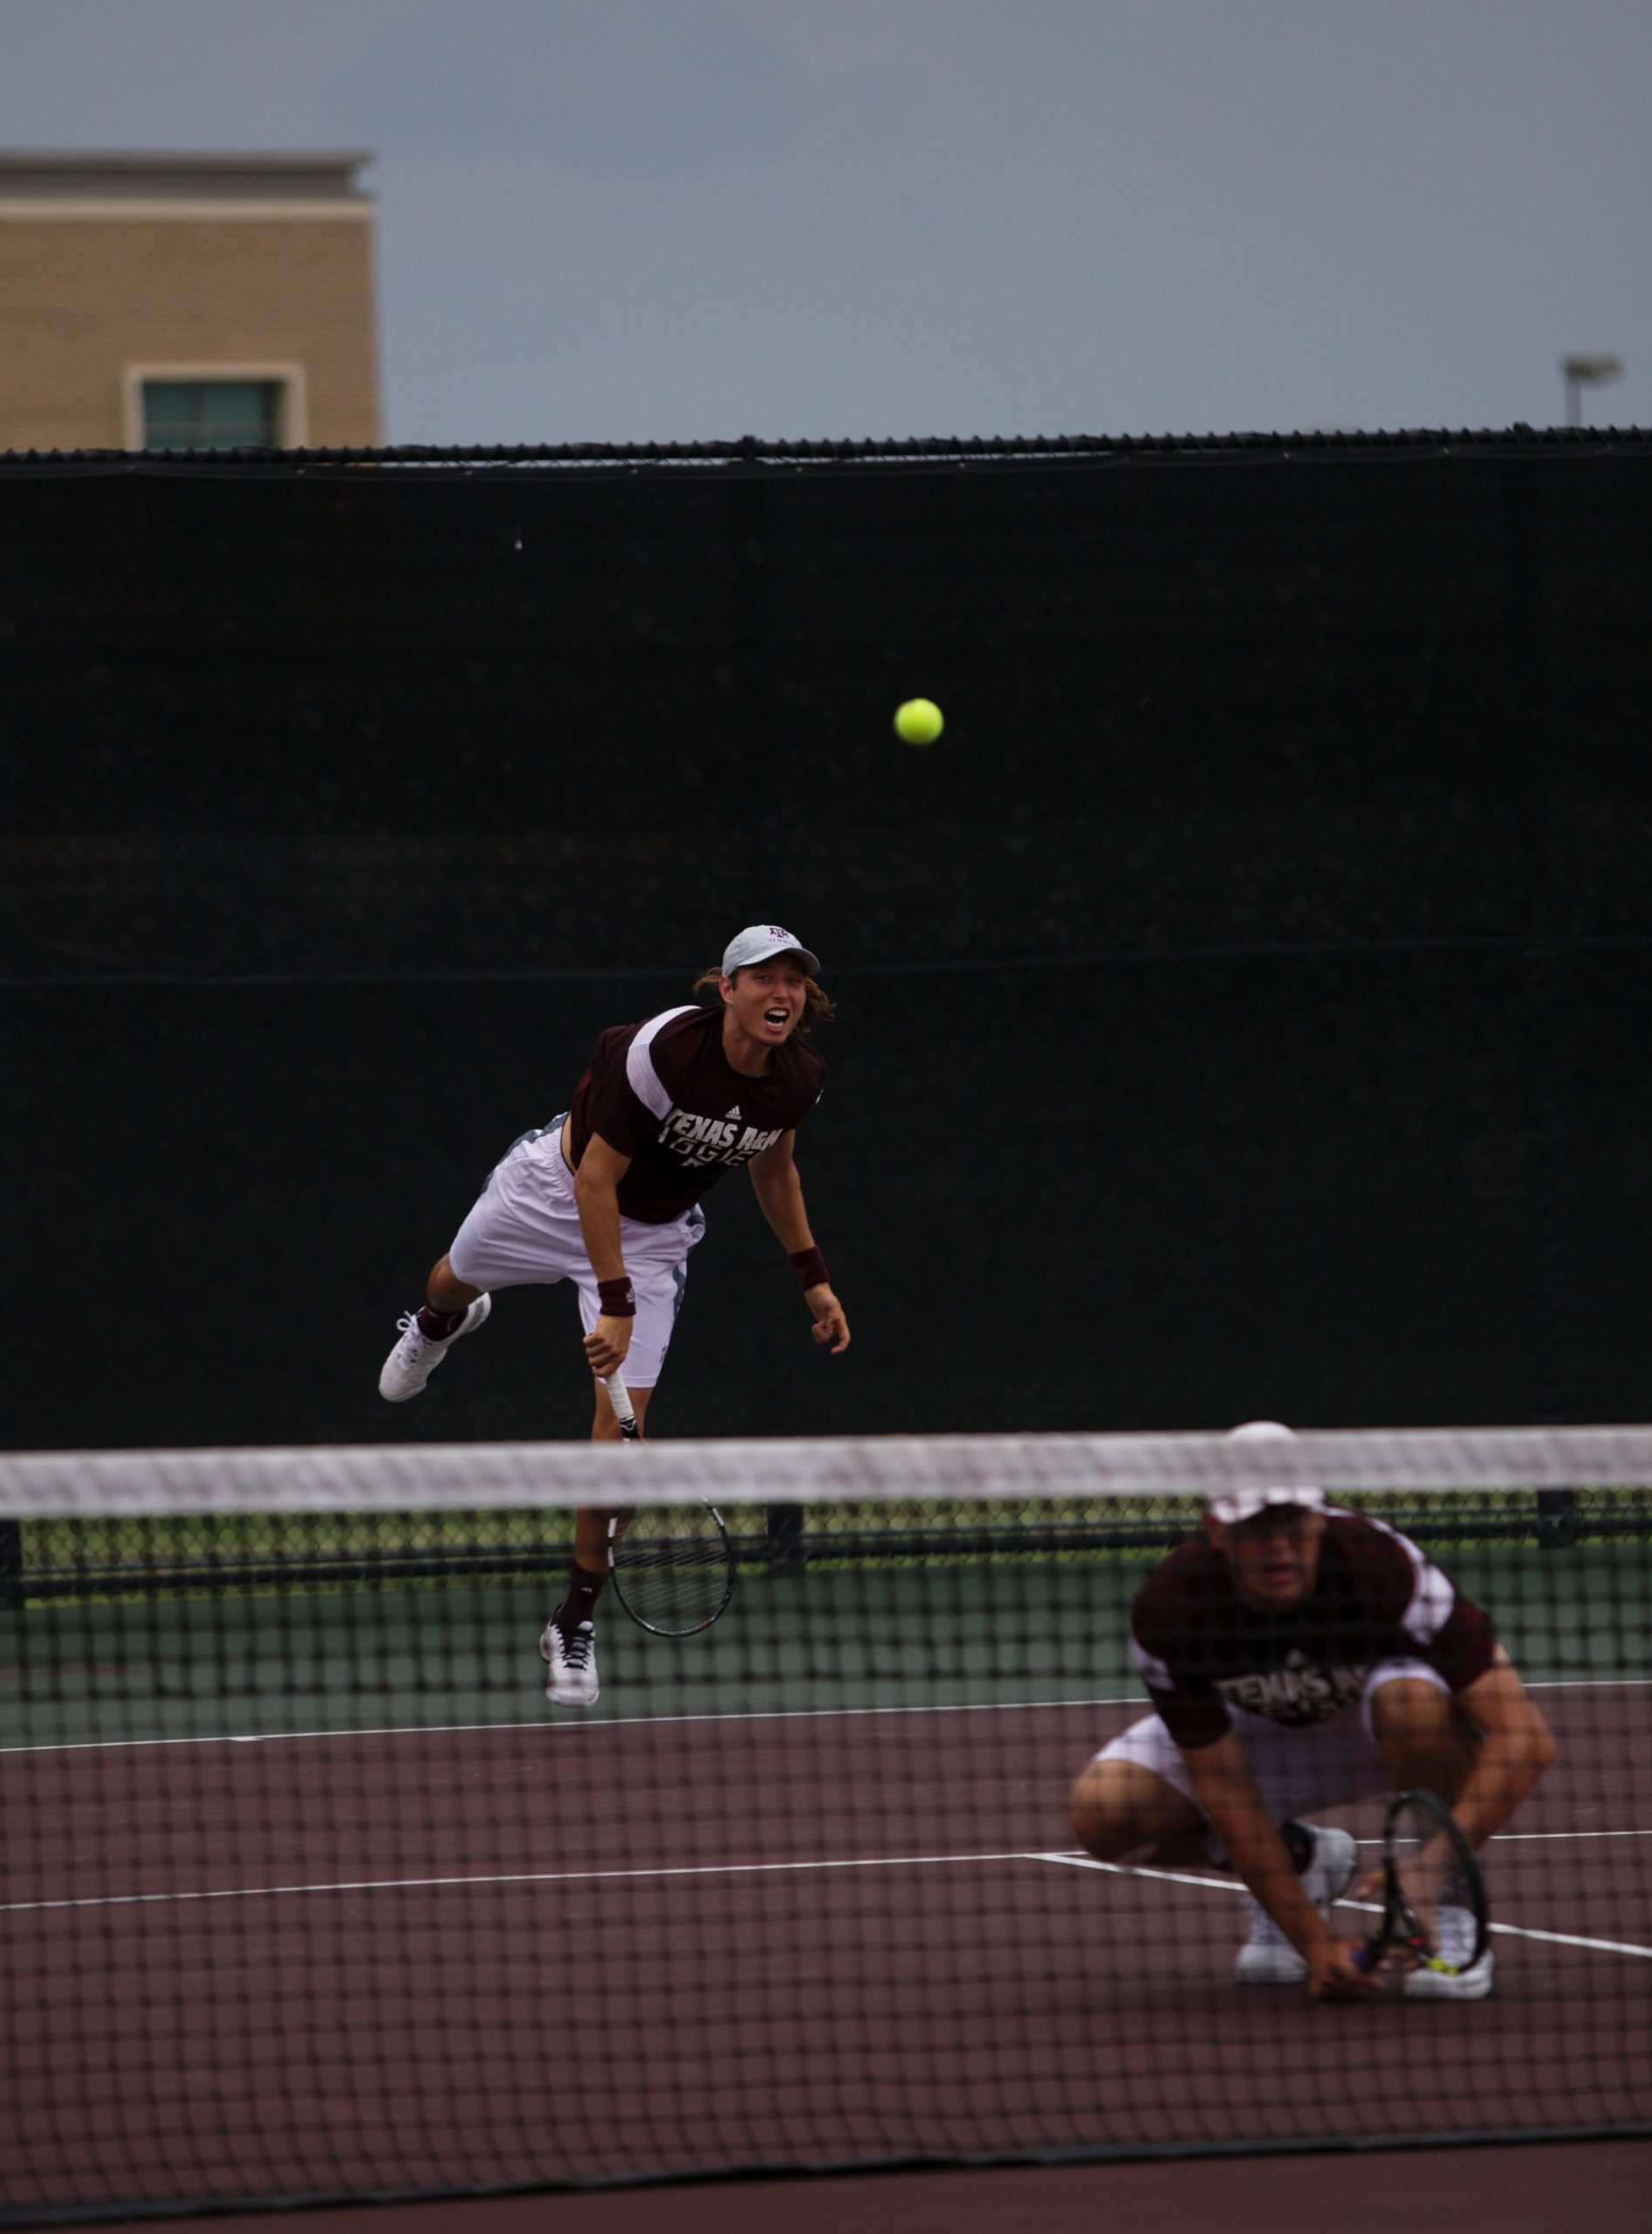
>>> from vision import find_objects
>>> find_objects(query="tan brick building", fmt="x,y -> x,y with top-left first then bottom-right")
0,151 -> 380,452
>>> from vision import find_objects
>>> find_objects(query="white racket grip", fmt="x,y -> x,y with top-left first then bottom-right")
603,1369 -> 640,1440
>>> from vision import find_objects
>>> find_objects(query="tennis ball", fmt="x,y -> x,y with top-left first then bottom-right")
895,697 -> 943,745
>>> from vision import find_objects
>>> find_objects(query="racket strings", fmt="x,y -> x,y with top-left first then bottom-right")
612,1506 -> 732,1632
1385,1796 -> 1478,1967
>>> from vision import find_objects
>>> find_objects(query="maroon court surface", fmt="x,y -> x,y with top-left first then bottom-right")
3,1687 -> 1647,2223
58,2138 -> 1652,2234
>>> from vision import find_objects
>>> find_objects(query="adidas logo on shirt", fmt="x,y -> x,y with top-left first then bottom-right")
726,1105 -> 741,1120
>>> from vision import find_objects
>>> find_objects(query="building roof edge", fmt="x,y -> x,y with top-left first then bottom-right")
0,151 -> 374,201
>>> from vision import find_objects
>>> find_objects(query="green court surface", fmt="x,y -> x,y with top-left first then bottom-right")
2,1544 -> 1642,1751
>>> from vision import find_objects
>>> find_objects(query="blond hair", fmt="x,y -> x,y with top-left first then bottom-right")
692,963 -> 837,1037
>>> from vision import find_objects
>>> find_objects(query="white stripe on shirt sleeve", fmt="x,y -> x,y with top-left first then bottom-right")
624,1006 -> 699,1121
1362,1511 -> 1457,1647
1131,1639 -> 1174,1691
1401,1552 -> 1457,1646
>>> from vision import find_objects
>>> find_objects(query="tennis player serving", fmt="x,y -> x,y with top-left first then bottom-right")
1069,1423 -> 1556,2001
378,926 -> 849,1706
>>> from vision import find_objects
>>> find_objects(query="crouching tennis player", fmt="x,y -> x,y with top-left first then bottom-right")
1070,1423 -> 1555,2002
377,927 -> 850,1707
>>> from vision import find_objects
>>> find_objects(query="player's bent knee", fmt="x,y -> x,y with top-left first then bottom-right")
1069,1758 -> 1195,1862
1368,1676 -> 1457,1741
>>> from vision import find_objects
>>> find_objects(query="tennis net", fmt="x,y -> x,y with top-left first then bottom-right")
1,1428 -> 1648,2222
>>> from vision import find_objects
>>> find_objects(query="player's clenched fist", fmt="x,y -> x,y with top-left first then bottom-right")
1306,1940 -> 1381,2002
584,1312 -> 634,1376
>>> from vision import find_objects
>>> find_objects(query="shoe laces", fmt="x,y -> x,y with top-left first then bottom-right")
559,1623 -> 594,1670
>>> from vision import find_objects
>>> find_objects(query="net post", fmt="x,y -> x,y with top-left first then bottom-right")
765,1502 -> 806,1575
1535,1486 -> 1580,1547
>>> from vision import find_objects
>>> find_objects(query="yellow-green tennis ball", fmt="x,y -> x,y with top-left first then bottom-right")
895,697 -> 943,745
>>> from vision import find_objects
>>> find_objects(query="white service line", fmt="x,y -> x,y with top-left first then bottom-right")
1032,1852 -> 1652,1962
1353,1828 -> 1652,1843
0,1847 -> 1051,1916
11,1840 -> 1651,1966
0,1695 -> 1143,1757
7,1840 -> 1651,1964
2,1670 -> 1643,1756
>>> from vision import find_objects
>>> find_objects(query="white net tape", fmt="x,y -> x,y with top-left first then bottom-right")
3,1423 -> 1652,1517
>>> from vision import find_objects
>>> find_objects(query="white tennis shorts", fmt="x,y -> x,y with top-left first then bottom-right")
1095,1658 -> 1453,1822
446,1120 -> 705,1389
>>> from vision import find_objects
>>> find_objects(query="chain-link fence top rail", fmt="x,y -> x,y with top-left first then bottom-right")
0,1427 -> 1648,2221
3,428 -> 1651,471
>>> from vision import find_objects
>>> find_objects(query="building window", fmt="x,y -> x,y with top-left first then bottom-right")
141,378 -> 284,449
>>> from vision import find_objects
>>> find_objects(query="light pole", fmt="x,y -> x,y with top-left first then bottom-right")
1560,353 -> 1623,428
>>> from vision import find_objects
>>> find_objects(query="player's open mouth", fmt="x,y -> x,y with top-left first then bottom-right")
764,1008 -> 790,1027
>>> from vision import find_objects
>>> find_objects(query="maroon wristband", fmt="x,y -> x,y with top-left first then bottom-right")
789,1245 -> 830,1291
596,1276 -> 635,1318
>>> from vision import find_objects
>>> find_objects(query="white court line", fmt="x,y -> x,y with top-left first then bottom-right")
10,1840 -> 1645,1965
0,1848 -> 1046,1916
1354,1829 -> 1652,1843
0,1695 -> 1144,1757
1,1671 -> 1644,1757
7,1842 -> 1651,1963
1033,1853 -> 1652,1963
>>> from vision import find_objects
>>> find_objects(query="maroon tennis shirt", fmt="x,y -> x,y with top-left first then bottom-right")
566,1004 -> 826,1224
1129,1511 -> 1498,1749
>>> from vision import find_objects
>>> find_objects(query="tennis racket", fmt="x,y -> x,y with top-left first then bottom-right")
1354,1788 -> 1488,1978
601,1370 -> 735,1638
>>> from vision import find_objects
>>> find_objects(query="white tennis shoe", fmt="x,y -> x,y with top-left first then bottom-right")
1234,1823 -> 1358,1985
1402,1906 -> 1495,1999
377,1294 -> 491,1401
541,1620 -> 600,1708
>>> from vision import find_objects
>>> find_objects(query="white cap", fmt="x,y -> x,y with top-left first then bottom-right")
721,924 -> 822,977
1205,1421 -> 1326,1525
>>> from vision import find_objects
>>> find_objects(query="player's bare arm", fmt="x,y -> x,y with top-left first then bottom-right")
1182,1732 -> 1378,2003
572,1130 -> 635,1376
1450,1649 -> 1557,1840
748,1130 -> 850,1353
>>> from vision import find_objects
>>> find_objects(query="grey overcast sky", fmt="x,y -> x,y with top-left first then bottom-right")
3,0 -> 1648,444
